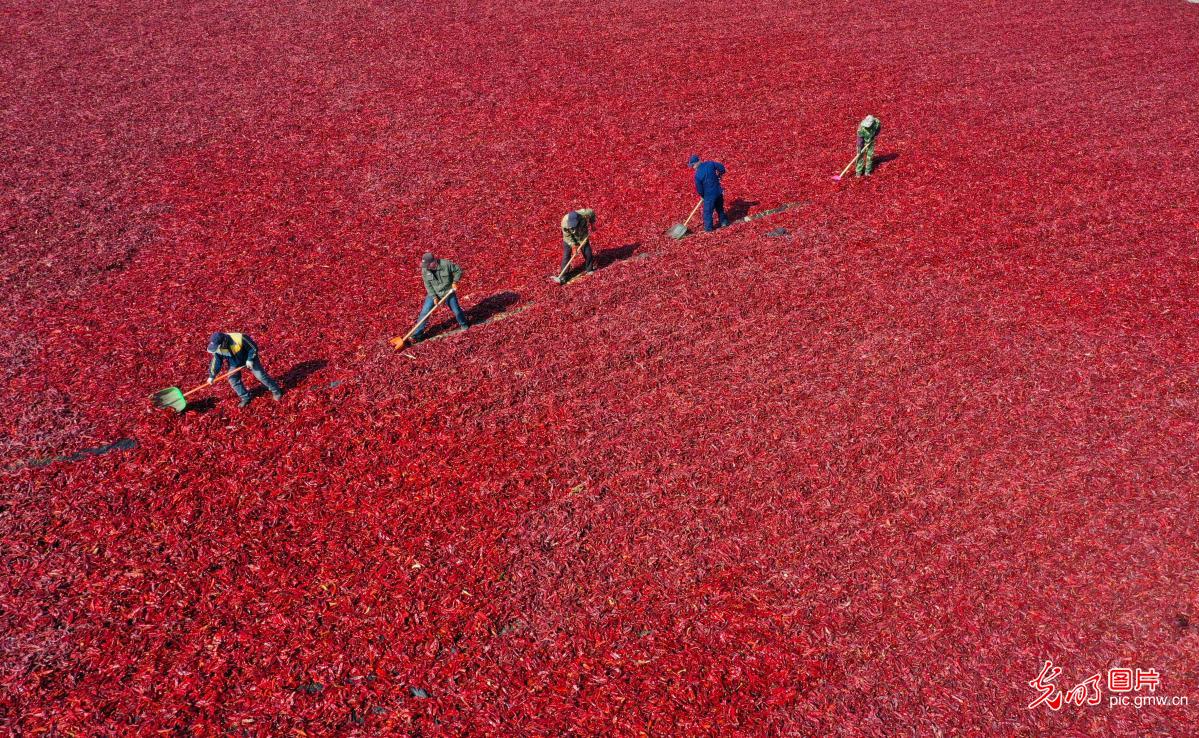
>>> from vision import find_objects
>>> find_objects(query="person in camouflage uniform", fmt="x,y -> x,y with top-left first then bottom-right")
554,208 -> 596,284
855,115 -> 882,176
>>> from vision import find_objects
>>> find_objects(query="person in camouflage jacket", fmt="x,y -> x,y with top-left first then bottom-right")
856,115 -> 882,176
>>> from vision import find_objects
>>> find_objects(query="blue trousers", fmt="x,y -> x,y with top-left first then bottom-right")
413,293 -> 468,339
703,195 -> 729,231
228,357 -> 281,400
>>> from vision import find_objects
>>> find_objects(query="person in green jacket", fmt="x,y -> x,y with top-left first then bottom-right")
553,208 -> 596,284
412,252 -> 468,341
856,115 -> 882,176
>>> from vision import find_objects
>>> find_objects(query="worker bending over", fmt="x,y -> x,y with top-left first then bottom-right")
856,115 -> 882,177
412,252 -> 469,341
206,331 -> 283,407
554,208 -> 596,284
689,154 -> 729,232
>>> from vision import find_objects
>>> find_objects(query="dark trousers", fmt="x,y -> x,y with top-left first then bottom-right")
228,357 -> 281,399
702,195 -> 729,231
414,292 -> 468,339
560,240 -> 594,275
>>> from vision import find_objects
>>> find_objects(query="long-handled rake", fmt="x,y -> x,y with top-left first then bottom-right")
390,288 -> 455,349
551,238 -> 588,284
668,200 -> 702,239
833,149 -> 866,181
150,365 -> 245,413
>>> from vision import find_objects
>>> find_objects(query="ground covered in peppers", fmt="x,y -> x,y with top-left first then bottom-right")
3,0 -> 1199,734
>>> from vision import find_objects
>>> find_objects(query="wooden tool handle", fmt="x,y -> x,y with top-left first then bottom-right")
555,240 -> 587,281
683,199 -> 702,228
183,365 -> 245,398
837,149 -> 866,179
398,287 -> 455,344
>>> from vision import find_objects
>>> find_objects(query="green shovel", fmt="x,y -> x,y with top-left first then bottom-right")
150,365 -> 245,413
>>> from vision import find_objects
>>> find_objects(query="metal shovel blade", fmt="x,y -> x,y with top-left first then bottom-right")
150,386 -> 188,413
668,223 -> 689,239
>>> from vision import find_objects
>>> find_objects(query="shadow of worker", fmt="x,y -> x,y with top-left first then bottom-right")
464,290 -> 519,324
872,152 -> 899,170
593,242 -> 642,270
277,358 -> 329,390
725,198 -> 760,221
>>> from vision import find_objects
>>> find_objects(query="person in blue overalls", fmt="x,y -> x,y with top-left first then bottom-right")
689,154 -> 729,232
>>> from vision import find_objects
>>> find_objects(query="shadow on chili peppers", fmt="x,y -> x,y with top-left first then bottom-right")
594,242 -> 642,270
11,438 -> 138,470
420,291 -> 522,337
873,152 -> 899,169
277,359 -> 329,389
726,199 -> 760,221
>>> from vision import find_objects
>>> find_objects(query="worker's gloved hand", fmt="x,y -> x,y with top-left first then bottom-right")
207,376 -> 214,385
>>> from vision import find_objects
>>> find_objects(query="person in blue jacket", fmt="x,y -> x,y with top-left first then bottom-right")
689,154 -> 729,232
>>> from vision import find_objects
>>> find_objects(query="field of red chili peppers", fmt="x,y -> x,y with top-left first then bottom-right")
3,0 -> 1199,734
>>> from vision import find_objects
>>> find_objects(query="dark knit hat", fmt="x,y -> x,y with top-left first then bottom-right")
688,154 -> 700,167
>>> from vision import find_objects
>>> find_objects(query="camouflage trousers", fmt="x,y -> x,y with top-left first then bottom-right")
855,140 -> 876,176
